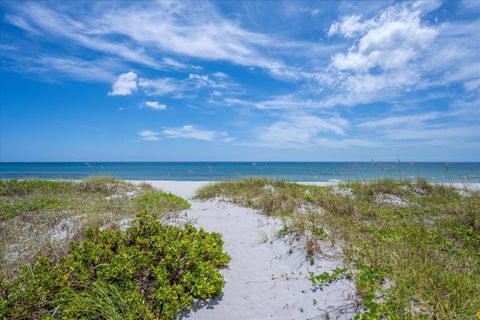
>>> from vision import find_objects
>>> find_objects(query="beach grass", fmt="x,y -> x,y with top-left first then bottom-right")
196,178 -> 480,319
0,177 -> 191,278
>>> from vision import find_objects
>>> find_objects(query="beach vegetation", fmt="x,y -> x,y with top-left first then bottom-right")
0,212 -> 229,319
0,177 -> 184,279
135,191 -> 190,214
196,178 -> 480,319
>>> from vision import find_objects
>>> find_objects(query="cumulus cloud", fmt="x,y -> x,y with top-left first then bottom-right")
108,72 -> 138,96
142,101 -> 167,111
320,2 -> 439,106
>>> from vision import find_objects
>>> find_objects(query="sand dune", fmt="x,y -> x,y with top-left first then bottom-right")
134,181 -> 356,320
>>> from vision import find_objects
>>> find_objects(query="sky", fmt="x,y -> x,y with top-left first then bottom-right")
0,0 -> 479,162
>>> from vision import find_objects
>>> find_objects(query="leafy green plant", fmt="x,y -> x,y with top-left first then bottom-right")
0,212 -> 230,319
352,262 -> 389,319
311,226 -> 327,239
308,267 -> 349,287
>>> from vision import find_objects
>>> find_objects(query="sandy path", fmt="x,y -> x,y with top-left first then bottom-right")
133,181 -> 356,320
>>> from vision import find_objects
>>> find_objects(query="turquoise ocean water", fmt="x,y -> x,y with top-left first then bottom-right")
0,162 -> 479,182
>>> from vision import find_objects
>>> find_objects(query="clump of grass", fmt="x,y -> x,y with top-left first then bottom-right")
196,178 -> 480,319
0,177 -> 188,279
0,197 -> 66,222
196,178 -> 326,217
0,179 -> 74,196
135,192 -> 191,215
0,212 -> 230,319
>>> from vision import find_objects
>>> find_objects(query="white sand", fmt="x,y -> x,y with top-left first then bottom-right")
133,181 -> 357,320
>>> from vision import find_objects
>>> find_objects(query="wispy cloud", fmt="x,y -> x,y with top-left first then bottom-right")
142,101 -> 167,111
251,113 -> 352,148
3,1 -> 325,79
358,112 -> 440,129
139,125 -> 233,142
255,95 -> 325,110
2,52 -> 120,83
138,130 -> 160,141
384,126 -> 479,142
163,125 -> 233,142
5,2 -> 160,68
109,71 -> 239,99
138,78 -> 179,97
357,109 -> 479,145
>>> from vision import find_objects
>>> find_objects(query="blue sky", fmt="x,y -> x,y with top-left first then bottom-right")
0,0 -> 479,162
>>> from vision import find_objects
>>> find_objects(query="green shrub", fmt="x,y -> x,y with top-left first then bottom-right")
0,212 -> 230,319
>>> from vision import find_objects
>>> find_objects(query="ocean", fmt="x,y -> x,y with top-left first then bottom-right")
0,162 -> 479,182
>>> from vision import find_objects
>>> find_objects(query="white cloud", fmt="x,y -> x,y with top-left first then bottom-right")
384,126 -> 479,141
142,101 -> 167,111
1,53 -> 119,83
162,125 -> 233,142
161,57 -> 187,69
111,72 -> 240,98
4,1 -> 332,80
212,72 -> 228,79
188,74 -> 219,88
328,15 -> 373,38
108,72 -> 138,96
138,78 -> 179,96
5,3 -> 160,68
255,95 -> 325,110
330,4 -> 437,73
315,138 -> 378,148
358,112 -> 439,129
256,114 -> 348,147
356,106 -> 479,146
224,98 -> 252,106
464,78 -> 480,91
139,130 -> 160,141
321,2 -> 443,106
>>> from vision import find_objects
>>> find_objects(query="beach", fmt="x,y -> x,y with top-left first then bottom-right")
1,177 -> 479,319
3,0 -> 479,318
130,180 -> 356,319
130,180 -> 479,319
